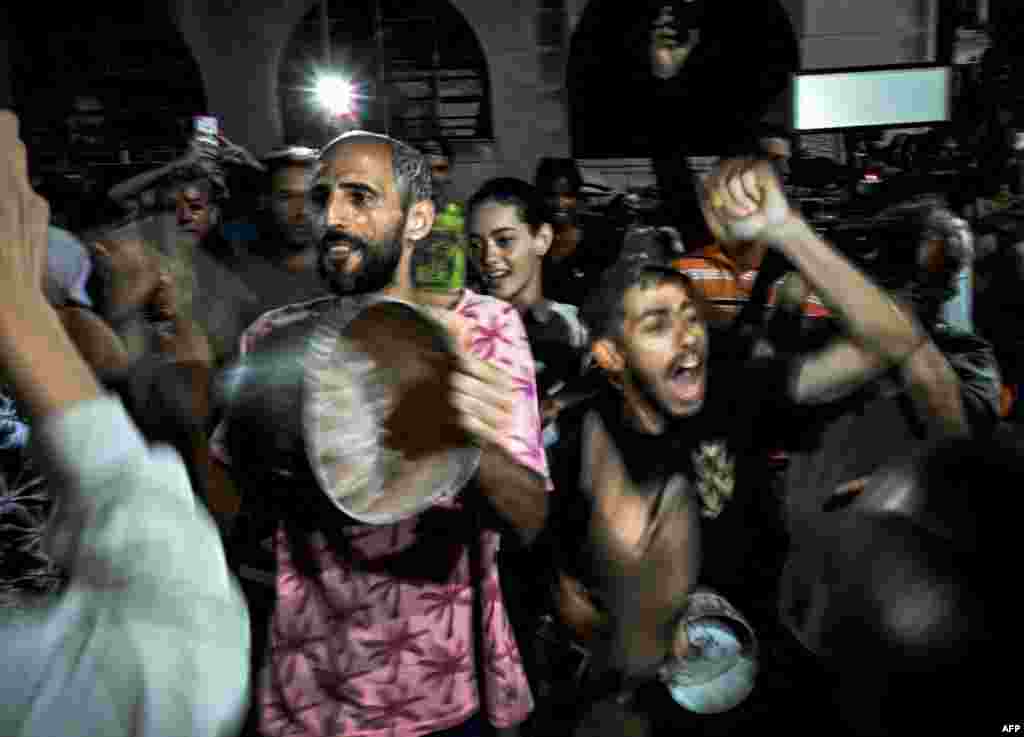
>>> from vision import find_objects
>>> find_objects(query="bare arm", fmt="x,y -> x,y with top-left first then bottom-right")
0,112 -> 100,417
475,445 -> 548,545
58,306 -> 134,378
449,351 -> 549,545
771,221 -> 968,433
791,340 -> 890,405
704,159 -> 972,436
107,148 -> 204,205
702,160 -> 938,405
767,216 -> 924,364
899,340 -> 970,438
582,413 -> 698,677
0,299 -> 102,420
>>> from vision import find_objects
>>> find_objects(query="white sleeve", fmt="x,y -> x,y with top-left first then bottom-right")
0,396 -> 250,737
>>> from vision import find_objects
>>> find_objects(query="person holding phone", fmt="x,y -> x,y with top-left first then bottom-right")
647,1 -> 799,242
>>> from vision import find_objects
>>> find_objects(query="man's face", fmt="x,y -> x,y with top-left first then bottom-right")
175,184 -> 214,243
313,141 -> 406,295
269,164 -> 316,251
617,279 -> 709,423
428,154 -> 452,201
540,176 -> 579,227
469,201 -> 547,306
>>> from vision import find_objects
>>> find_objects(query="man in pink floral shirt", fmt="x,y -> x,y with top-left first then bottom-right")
212,131 -> 550,737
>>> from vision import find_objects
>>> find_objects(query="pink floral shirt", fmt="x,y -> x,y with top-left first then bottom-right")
212,290 -> 549,737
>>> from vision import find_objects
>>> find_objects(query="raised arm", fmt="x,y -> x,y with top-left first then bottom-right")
0,118 -> 100,418
431,305 -> 550,545
701,158 -> 967,435
107,144 -> 208,206
0,111 -> 249,737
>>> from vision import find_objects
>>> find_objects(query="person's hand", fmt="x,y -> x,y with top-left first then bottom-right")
181,139 -> 219,169
217,134 -> 267,171
147,272 -> 178,323
0,112 -> 50,300
155,317 -> 213,367
701,158 -> 795,245
91,237 -> 163,321
145,271 -> 212,365
651,6 -> 698,80
541,396 -> 564,426
449,349 -> 518,450
424,304 -> 518,450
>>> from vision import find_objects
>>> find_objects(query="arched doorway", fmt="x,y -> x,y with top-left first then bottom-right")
568,0 -> 799,159
278,0 -> 493,148
567,0 -> 660,159
8,1 -> 208,231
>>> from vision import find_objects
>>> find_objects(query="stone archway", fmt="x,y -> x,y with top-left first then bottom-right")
277,0 -> 494,148
8,0 -> 209,229
567,0 -> 800,159
566,0 -> 659,159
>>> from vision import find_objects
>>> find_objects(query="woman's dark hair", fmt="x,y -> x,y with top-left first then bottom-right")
466,177 -> 550,236
534,157 -> 584,195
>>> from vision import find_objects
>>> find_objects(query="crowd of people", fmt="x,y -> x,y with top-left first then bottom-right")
1,5 -> 1023,737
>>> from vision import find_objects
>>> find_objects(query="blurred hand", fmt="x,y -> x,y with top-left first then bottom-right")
217,134 -> 267,171
701,158 -> 795,244
425,304 -> 518,450
147,272 -> 178,322
541,396 -> 564,426
155,319 -> 213,367
0,112 -> 50,300
91,237 -> 162,321
146,272 -> 212,365
449,349 -> 518,450
651,6 -> 698,80
181,140 -> 219,168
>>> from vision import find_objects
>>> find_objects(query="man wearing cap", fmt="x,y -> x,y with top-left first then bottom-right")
212,131 -> 549,737
539,156 -> 973,734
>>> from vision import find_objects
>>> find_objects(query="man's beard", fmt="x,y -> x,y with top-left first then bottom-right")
630,367 -> 677,429
627,362 -> 702,434
316,219 -> 405,296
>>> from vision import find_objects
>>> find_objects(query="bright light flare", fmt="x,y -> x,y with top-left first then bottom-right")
315,75 -> 356,117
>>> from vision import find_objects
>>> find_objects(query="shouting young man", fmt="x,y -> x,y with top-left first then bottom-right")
540,157 -> 973,733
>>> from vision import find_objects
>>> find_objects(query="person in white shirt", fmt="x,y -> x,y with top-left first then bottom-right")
0,110 -> 250,737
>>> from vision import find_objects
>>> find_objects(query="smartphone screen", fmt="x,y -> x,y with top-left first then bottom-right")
192,115 -> 220,147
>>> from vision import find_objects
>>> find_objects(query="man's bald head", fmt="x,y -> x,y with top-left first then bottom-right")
320,131 -> 432,211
